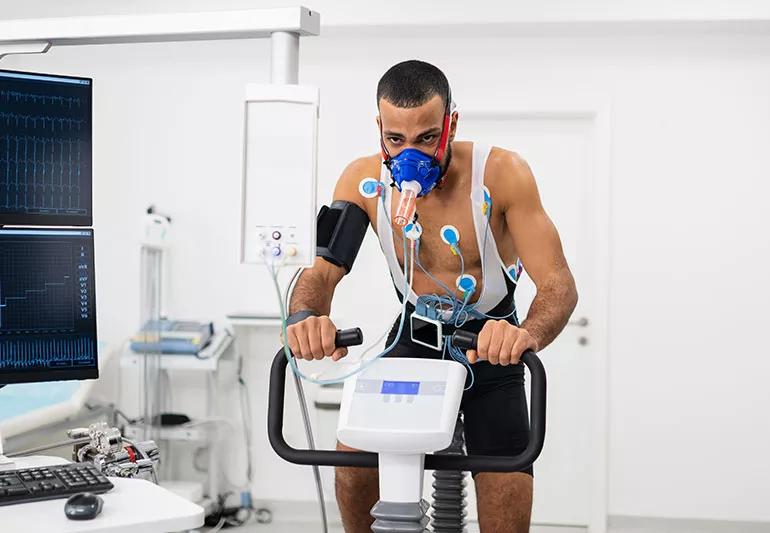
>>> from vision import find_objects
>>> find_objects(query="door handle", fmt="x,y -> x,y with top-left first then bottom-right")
568,317 -> 589,327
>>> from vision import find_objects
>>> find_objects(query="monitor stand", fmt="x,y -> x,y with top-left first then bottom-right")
0,385 -> 14,470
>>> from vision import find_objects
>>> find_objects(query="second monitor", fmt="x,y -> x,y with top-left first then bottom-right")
0,228 -> 98,384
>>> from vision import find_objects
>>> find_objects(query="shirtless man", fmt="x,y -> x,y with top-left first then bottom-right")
286,60 -> 578,533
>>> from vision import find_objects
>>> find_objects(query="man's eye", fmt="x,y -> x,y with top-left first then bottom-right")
422,135 -> 437,143
388,137 -> 403,144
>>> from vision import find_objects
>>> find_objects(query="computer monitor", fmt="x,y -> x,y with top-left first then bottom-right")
0,228 -> 98,384
0,69 -> 93,226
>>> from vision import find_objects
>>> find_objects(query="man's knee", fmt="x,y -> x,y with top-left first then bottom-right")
335,441 -> 378,493
335,442 -> 379,532
475,471 -> 533,533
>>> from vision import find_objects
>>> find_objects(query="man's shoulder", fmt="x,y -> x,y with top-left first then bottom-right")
486,146 -> 530,179
332,153 -> 382,217
339,153 -> 382,186
484,146 -> 536,208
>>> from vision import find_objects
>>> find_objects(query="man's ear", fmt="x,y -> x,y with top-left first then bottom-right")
448,111 -> 459,142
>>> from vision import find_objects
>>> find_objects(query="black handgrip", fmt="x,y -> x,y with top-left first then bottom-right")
268,331 -> 547,473
451,330 -> 478,350
335,327 -> 364,348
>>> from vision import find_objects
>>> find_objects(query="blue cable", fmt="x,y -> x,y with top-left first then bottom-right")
443,336 -> 475,391
374,185 -> 516,388
379,189 -> 457,308
456,197 -> 522,322
275,230 -> 412,386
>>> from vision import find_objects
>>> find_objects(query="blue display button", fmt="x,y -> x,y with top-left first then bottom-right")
381,381 -> 420,395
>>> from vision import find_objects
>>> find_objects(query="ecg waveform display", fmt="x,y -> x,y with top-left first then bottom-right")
0,228 -> 97,383
0,337 -> 95,370
0,70 -> 92,226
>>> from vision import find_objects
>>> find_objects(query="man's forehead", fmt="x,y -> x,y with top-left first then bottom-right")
378,94 -> 445,129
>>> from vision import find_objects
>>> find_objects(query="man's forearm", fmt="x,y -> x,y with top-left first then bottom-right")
289,269 -> 336,316
520,268 -> 578,352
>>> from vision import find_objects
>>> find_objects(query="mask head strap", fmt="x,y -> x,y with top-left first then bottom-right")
433,87 -> 453,163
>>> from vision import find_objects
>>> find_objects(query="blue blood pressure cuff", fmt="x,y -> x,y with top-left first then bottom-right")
316,200 -> 368,273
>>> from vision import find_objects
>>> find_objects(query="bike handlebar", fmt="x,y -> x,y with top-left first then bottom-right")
267,328 -> 546,472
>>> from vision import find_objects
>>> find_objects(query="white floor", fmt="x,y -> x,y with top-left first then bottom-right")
194,501 -> 770,533
231,524 -> 582,533
198,516 -> 770,533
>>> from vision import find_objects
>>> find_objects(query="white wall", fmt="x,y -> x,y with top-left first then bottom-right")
2,1 -> 769,524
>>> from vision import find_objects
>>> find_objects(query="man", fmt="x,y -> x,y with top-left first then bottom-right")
286,60 -> 577,533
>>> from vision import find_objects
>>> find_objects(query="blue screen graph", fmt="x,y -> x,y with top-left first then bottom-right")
0,228 -> 97,384
0,70 -> 92,226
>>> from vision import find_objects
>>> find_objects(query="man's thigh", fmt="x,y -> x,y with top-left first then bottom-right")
461,363 -> 531,476
462,366 -> 533,531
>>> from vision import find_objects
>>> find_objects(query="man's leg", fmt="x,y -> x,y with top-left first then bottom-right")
335,441 -> 379,532
462,361 -> 532,532
474,472 -> 533,532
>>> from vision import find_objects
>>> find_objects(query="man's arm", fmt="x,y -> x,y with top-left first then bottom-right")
289,257 -> 345,317
286,158 -> 374,361
469,150 -> 578,365
502,152 -> 578,351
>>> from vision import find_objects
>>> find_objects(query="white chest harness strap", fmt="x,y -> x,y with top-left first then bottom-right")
376,143 -> 509,314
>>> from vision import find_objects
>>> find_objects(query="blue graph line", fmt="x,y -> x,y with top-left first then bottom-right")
0,240 -> 83,332
0,90 -> 82,108
0,112 -> 85,132
0,337 -> 95,369
1,280 -> 67,302
0,133 -> 84,212
0,278 -> 75,331
0,84 -> 89,217
0,279 -> 67,309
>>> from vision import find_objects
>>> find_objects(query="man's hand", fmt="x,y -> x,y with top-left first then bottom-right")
286,315 -> 348,362
466,320 -> 538,365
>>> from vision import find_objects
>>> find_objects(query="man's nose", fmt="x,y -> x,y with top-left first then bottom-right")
396,145 -> 430,156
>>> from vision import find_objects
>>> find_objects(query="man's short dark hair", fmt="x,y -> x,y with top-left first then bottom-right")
377,60 -> 450,109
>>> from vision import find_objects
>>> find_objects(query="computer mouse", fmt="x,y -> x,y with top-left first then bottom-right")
64,492 -> 104,520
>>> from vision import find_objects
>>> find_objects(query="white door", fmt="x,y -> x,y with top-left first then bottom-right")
456,111 -> 608,530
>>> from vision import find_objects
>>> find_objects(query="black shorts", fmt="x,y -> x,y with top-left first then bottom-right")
384,314 -> 533,477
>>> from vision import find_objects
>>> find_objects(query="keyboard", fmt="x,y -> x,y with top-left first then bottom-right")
0,462 -> 114,506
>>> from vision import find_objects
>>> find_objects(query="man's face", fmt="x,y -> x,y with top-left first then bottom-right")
377,94 -> 457,166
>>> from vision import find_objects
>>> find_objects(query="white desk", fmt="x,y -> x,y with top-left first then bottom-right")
0,456 -> 204,533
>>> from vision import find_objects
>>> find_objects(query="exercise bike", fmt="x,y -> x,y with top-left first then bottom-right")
268,328 -> 546,533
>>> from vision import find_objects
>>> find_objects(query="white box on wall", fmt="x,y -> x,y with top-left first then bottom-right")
241,84 -> 319,267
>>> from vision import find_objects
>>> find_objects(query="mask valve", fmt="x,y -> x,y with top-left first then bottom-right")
394,180 -> 421,226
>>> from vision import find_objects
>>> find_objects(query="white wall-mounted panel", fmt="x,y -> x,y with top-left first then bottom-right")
241,84 -> 319,267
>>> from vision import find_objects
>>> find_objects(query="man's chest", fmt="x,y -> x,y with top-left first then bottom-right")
388,193 -> 484,272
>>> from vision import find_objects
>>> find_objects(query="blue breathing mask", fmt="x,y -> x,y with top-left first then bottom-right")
386,148 -> 442,197
380,85 -> 454,198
